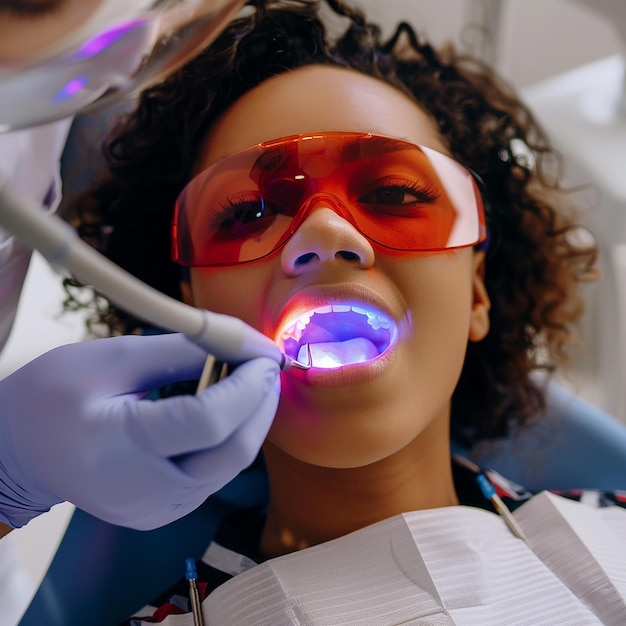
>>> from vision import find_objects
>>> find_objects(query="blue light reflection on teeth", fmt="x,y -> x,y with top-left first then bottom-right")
281,305 -> 392,344
297,337 -> 380,369
279,303 -> 397,369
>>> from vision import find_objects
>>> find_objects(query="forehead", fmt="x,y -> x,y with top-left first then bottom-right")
198,65 -> 449,170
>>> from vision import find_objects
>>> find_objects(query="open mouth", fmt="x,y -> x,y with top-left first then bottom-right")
277,304 -> 398,370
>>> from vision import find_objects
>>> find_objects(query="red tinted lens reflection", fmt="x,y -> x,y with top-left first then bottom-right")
172,132 -> 486,266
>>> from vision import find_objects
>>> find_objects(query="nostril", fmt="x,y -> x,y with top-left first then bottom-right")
295,252 -> 318,267
295,250 -> 362,267
338,250 -> 360,262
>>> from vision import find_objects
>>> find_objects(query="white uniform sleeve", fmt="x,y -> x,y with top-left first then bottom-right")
0,119 -> 72,352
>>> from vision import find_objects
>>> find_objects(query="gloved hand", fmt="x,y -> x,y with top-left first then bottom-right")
0,333 -> 280,530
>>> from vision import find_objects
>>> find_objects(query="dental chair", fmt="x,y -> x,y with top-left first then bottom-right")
18,382 -> 626,626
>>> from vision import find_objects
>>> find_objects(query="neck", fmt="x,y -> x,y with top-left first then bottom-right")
260,416 -> 458,558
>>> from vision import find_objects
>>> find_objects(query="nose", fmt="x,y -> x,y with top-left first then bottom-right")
280,198 -> 375,275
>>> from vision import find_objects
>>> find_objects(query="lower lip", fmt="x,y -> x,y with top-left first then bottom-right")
284,341 -> 397,388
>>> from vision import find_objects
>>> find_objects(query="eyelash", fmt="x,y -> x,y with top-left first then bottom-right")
376,180 -> 440,203
209,194 -> 271,228
206,177 -> 441,230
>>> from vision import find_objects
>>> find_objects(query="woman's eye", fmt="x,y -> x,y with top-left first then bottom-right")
212,196 -> 278,237
357,183 -> 440,207
359,186 -> 416,205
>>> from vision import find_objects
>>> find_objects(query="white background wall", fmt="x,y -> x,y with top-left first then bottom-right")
362,0 -> 623,88
3,1 -> 626,623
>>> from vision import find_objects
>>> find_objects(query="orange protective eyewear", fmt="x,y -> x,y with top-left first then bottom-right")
172,132 -> 487,266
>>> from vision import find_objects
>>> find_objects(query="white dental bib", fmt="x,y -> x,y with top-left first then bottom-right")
170,492 -> 626,625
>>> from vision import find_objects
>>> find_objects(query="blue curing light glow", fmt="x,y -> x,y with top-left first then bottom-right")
279,303 -> 397,370
52,76 -> 89,103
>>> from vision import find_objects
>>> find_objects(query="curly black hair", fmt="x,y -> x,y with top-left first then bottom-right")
65,0 -> 597,444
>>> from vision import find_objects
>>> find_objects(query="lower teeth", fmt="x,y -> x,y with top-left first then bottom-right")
297,337 -> 379,369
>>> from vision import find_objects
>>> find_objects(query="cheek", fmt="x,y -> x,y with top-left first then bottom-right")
383,254 -> 476,422
400,254 -> 475,380
409,265 -> 473,334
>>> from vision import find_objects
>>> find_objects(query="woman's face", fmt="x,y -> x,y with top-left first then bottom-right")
182,65 -> 490,469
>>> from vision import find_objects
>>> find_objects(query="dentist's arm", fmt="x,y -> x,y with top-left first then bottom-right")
0,333 -> 280,531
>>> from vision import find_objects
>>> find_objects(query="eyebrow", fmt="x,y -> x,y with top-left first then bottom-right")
249,135 -> 413,176
338,135 -> 412,162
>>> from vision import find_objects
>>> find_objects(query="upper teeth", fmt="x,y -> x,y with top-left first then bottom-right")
280,304 -> 392,345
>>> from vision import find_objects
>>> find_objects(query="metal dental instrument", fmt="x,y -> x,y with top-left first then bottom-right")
0,179 -> 311,370
185,558 -> 205,626
196,355 -> 227,393
196,345 -> 310,397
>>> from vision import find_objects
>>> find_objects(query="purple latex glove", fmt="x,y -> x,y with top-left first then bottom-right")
0,333 -> 279,530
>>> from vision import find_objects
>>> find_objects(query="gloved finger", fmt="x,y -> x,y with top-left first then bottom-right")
176,375 -> 279,479
39,333 -> 208,396
121,357 -> 280,457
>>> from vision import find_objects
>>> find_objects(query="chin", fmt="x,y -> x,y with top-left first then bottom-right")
267,401 -> 423,469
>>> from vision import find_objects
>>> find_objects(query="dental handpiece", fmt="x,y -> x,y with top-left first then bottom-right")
0,181 -> 308,370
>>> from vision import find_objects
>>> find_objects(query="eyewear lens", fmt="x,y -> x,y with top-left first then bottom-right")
172,132 -> 487,267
